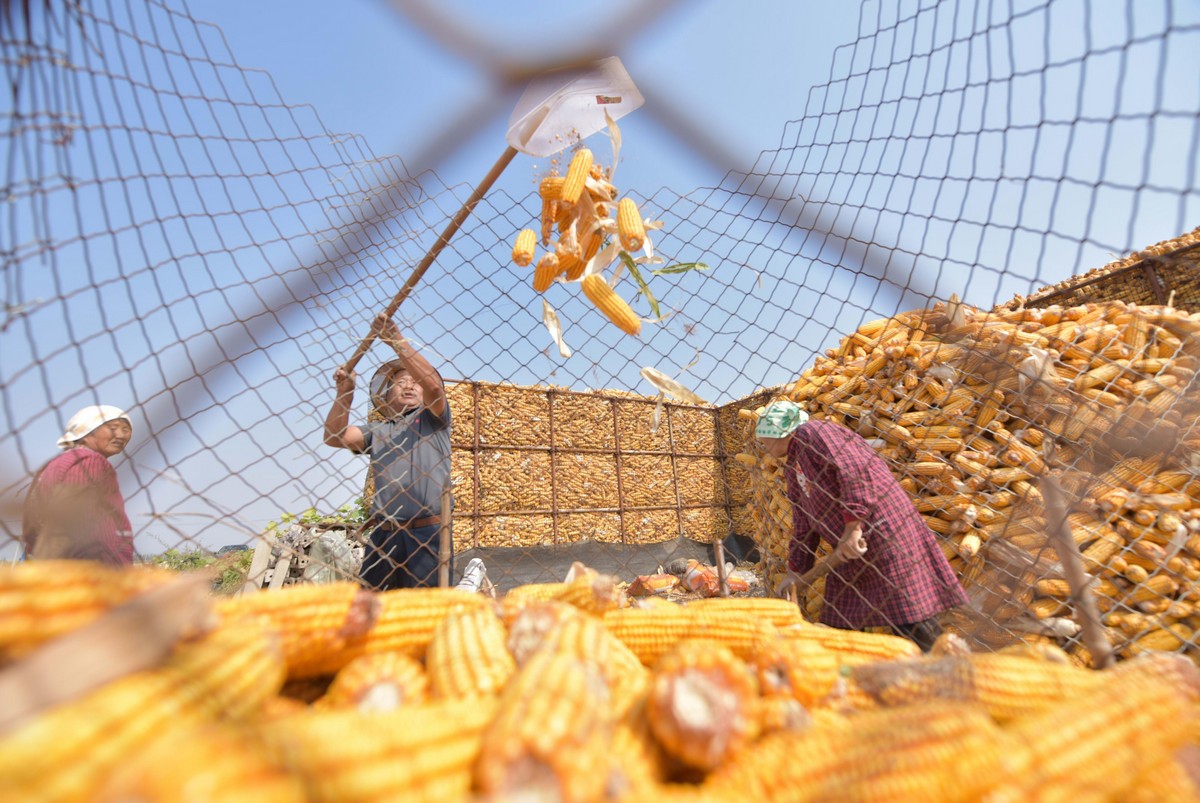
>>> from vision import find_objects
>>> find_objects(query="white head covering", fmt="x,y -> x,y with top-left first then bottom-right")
754,400 -> 810,439
57,405 -> 132,450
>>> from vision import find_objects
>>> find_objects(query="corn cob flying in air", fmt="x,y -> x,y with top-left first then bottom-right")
581,273 -> 641,335
512,228 -> 536,267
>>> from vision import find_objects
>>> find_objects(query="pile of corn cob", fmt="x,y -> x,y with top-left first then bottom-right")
512,146 -> 653,336
738,299 -> 1200,663
441,380 -> 728,550
2,560 -> 1198,801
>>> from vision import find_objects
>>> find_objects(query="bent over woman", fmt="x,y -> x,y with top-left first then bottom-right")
756,400 -> 966,650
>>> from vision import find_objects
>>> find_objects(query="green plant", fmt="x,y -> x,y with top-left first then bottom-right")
151,547 -> 216,572
262,498 -> 367,539
212,550 -> 254,596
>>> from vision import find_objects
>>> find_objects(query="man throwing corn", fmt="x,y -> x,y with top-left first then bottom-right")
324,313 -> 451,590
755,400 -> 966,650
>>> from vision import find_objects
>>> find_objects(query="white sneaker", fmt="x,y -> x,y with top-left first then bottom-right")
455,558 -> 488,593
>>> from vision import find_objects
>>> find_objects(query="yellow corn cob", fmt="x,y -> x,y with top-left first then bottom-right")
1031,597 -> 1065,618
958,532 -> 983,558
324,588 -> 492,673
259,695 -> 309,720
752,633 -> 840,707
1123,756 -> 1200,802
817,709 -> 1021,800
565,232 -> 602,282
555,250 -> 582,283
861,353 -> 889,378
1079,536 -> 1122,571
778,623 -> 922,663
908,436 -> 963,452
1034,578 -> 1073,598
685,597 -> 807,629
1125,563 -> 1151,584
511,227 -> 536,267
617,197 -> 645,252
1125,623 -> 1192,655
534,612 -> 650,718
0,670 -> 189,801
540,199 -> 558,245
258,698 -> 496,801
581,273 -> 641,335
996,639 -> 1073,664
975,389 -> 1004,428
758,694 -> 814,736
0,561 -> 177,659
909,424 -> 964,439
993,429 -> 1047,474
551,570 -> 626,615
426,605 -> 516,699
170,623 -> 289,721
605,695 -> 671,796
560,148 -> 593,204
1005,654 -> 1200,799
1106,456 -> 1166,486
539,175 -> 565,201
0,623 -> 285,800
96,723 -> 306,803
230,586 -> 488,679
1128,573 -> 1180,605
1129,374 -> 1180,397
214,582 -> 369,678
647,640 -> 761,771
603,604 -> 774,665
1073,361 -> 1124,390
319,650 -> 428,712
967,653 -> 1103,722
928,631 -> 973,657
476,649 -> 613,803
706,702 -> 1025,801
848,654 -> 976,710
533,252 -> 563,292
501,581 -> 570,615
505,599 -> 582,663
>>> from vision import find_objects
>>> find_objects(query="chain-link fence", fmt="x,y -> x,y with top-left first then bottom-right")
3,0 -> 1200,662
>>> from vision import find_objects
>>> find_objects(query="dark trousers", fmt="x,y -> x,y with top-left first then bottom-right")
890,615 -> 944,652
359,523 -> 451,591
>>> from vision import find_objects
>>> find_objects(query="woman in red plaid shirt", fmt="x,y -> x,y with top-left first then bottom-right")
756,401 -> 966,650
22,405 -> 135,565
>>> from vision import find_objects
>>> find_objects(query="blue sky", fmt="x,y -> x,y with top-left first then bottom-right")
2,0 -> 1198,555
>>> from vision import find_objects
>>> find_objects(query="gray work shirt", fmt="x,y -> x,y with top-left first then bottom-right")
361,405 -> 451,523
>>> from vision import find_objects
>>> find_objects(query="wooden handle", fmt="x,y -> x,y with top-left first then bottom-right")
343,145 -> 520,373
1041,474 -> 1114,668
438,485 -> 453,589
782,552 -> 846,605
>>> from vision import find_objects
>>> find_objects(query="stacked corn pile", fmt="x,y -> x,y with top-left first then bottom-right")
3,561 -> 1198,801
445,380 -> 726,550
719,388 -> 778,539
738,299 -> 1200,662
1011,226 -> 1200,311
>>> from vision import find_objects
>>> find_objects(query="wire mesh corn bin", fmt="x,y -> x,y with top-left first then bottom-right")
3,0 -> 1200,799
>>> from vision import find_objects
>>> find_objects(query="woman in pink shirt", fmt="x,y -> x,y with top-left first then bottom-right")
22,405 -> 135,565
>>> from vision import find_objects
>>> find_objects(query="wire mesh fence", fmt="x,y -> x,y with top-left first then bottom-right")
3,0 -> 1200,667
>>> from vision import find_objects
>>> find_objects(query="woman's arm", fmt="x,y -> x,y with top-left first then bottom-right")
787,504 -> 820,575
